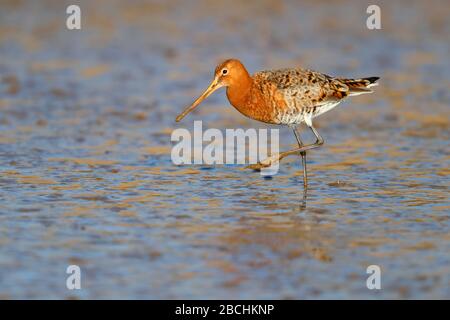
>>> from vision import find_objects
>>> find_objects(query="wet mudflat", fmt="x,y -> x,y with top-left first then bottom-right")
0,0 -> 449,299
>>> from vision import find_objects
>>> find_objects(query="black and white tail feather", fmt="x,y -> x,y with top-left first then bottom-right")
341,76 -> 380,96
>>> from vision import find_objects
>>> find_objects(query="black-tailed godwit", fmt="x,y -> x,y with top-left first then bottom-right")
176,59 -> 379,187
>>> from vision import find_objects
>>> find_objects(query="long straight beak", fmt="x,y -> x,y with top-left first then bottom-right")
176,78 -> 222,122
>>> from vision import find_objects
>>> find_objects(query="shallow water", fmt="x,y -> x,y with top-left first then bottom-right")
0,0 -> 449,299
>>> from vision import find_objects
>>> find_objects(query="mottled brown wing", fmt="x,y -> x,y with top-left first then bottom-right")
255,68 -> 349,110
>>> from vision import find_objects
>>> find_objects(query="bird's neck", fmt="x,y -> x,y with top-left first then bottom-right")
226,74 -> 258,118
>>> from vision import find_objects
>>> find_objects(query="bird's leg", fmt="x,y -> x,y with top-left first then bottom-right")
292,126 -> 307,188
247,124 -> 324,170
277,124 -> 324,160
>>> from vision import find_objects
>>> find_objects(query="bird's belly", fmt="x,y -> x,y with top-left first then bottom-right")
276,112 -> 305,125
312,102 -> 341,119
274,101 -> 341,125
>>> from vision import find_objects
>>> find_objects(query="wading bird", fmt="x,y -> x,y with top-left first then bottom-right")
176,59 -> 379,188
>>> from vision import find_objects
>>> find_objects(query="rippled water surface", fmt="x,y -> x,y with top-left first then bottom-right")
0,0 -> 449,299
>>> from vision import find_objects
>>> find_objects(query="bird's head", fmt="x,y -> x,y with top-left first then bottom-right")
175,59 -> 248,122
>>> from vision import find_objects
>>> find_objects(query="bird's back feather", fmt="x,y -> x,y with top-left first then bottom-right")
252,68 -> 380,125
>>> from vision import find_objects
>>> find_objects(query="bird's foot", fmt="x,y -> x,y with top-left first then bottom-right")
245,154 -> 280,171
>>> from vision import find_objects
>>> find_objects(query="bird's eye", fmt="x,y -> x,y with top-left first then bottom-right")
222,69 -> 228,75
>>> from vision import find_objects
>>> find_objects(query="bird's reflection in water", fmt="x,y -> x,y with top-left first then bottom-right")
299,186 -> 308,211
241,175 -> 309,214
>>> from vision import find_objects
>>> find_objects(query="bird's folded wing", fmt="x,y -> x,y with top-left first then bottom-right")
255,68 -> 348,109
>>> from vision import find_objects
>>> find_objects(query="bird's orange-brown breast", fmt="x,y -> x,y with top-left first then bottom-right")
226,75 -> 282,124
